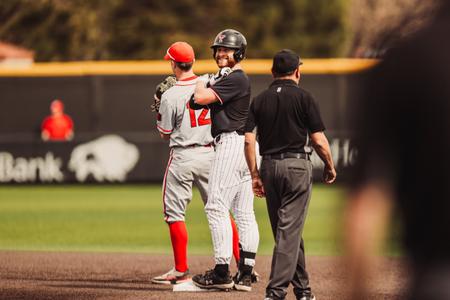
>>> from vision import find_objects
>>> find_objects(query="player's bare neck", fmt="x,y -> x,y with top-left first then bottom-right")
274,73 -> 299,84
176,70 -> 196,81
232,63 -> 242,71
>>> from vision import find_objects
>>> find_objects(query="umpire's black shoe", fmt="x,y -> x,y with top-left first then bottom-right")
192,269 -> 234,290
264,292 -> 285,300
233,270 -> 252,291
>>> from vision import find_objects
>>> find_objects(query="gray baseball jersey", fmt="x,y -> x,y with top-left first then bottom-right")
157,75 -> 213,148
156,75 -> 214,223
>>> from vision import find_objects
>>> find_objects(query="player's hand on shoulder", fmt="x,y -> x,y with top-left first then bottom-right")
197,74 -> 212,87
207,67 -> 232,87
218,67 -> 232,78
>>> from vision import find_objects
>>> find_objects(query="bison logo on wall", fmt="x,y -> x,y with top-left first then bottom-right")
68,135 -> 139,182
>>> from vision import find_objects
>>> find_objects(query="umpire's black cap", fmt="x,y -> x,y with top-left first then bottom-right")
272,49 -> 303,74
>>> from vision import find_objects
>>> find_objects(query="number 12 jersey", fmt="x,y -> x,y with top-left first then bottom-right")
156,75 -> 213,148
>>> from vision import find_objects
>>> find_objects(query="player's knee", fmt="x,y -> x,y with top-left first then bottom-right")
205,201 -> 228,214
232,210 -> 256,224
164,211 -> 185,223
204,206 -> 223,218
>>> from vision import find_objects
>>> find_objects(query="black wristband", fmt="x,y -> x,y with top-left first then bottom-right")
188,94 -> 207,110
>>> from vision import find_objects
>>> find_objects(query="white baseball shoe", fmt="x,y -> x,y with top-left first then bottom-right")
151,268 -> 190,285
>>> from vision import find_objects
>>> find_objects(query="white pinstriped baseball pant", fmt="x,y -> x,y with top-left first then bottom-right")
204,131 -> 259,265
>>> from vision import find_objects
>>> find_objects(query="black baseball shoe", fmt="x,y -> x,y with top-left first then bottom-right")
296,292 -> 316,300
233,270 -> 252,291
192,269 -> 234,290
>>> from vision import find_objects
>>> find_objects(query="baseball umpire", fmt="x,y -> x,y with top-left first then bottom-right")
244,49 -> 336,300
189,29 -> 260,292
151,41 -> 242,285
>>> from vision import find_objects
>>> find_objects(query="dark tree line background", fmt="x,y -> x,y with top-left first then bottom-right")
0,0 -> 440,61
0,0 -> 347,61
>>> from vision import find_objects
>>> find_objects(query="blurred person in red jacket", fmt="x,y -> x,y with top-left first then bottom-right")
41,99 -> 74,141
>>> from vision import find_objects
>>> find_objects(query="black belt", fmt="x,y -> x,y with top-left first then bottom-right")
263,152 -> 309,160
213,131 -> 244,144
172,143 -> 213,149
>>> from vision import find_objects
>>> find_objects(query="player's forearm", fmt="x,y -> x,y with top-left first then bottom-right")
311,132 -> 335,169
188,95 -> 207,110
244,133 -> 259,178
194,81 -> 217,105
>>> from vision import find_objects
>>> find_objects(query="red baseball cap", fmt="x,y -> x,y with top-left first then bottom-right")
164,42 -> 195,63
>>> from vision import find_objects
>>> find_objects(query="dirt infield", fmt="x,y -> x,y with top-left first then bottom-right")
0,251 -> 408,300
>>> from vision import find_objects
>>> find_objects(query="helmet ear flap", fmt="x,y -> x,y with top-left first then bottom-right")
233,48 -> 245,62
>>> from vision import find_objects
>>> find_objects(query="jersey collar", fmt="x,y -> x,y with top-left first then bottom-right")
270,79 -> 298,87
179,75 -> 198,81
176,75 -> 198,86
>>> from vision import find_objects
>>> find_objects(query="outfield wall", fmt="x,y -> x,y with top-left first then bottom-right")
0,59 -> 374,183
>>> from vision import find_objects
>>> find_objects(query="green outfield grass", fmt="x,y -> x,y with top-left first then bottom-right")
0,184 -> 347,255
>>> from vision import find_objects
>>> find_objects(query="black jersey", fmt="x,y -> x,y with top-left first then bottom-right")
209,69 -> 250,137
245,79 -> 325,155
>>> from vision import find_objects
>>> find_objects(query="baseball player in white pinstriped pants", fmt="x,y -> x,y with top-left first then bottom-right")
151,41 -> 243,285
190,29 -> 260,292
208,131 -> 260,266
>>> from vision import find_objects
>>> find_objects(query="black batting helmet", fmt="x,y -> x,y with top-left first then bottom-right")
211,29 -> 247,62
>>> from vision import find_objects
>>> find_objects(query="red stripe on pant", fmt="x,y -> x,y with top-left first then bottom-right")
162,149 -> 174,222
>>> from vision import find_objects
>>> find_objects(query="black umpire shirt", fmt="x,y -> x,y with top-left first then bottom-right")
245,79 -> 325,155
209,69 -> 251,137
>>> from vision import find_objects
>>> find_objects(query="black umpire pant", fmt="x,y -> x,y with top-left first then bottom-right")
260,156 -> 313,300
